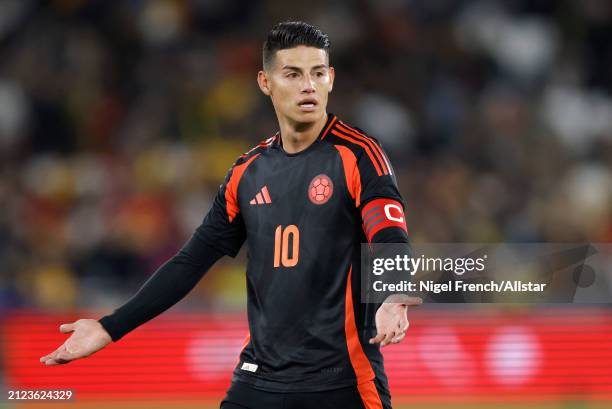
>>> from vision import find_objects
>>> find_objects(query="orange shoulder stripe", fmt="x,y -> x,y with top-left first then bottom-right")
330,129 -> 384,176
336,122 -> 389,175
225,153 -> 260,222
334,145 -> 362,208
241,135 -> 276,158
320,115 -> 338,140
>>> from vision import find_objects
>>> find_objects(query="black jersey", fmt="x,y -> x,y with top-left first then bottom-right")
196,114 -> 409,395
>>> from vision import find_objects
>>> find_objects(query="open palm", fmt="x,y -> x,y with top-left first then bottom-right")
40,319 -> 112,365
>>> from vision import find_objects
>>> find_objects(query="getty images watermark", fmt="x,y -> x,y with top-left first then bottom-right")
361,243 -> 611,303
371,253 -> 545,293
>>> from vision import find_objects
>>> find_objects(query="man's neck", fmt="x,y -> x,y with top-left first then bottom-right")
278,113 -> 328,154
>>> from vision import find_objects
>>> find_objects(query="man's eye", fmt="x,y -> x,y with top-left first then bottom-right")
287,73 -> 298,78
316,72 -> 324,77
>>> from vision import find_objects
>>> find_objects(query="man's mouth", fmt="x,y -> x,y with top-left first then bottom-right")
298,99 -> 318,111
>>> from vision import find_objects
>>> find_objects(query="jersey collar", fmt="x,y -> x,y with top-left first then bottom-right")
272,113 -> 337,151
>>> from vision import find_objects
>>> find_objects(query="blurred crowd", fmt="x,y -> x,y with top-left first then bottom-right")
0,0 -> 611,310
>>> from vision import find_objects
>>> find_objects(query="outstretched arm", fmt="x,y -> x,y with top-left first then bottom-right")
40,152 -> 251,365
39,232 -> 224,365
98,233 -> 224,341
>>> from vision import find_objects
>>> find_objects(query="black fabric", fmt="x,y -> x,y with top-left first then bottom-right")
220,380 -> 392,409
226,115 -> 406,392
99,145 -> 261,341
98,233 -> 224,341
99,114 -> 408,399
371,225 -> 409,244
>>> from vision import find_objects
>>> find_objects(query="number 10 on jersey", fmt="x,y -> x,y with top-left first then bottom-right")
274,225 -> 300,267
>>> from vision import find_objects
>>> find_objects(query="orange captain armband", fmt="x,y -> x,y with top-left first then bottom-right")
361,198 -> 408,243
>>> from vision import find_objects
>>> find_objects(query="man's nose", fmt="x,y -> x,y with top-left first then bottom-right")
301,75 -> 315,93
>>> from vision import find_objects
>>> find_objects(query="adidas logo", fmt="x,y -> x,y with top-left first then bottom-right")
249,185 -> 272,205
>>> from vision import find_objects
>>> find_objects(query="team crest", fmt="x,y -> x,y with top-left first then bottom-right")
308,174 -> 333,205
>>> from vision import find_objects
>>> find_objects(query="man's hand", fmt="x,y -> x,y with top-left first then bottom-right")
369,296 -> 422,347
39,319 -> 112,366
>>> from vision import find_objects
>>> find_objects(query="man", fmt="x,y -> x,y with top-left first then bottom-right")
40,21 -> 420,409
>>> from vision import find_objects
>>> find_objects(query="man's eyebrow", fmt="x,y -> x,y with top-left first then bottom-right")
281,65 -> 301,71
281,64 -> 329,71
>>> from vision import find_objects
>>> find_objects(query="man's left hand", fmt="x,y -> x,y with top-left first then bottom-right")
369,296 -> 422,347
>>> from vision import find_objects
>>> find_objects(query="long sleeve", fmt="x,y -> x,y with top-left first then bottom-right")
98,232 -> 224,341
99,154 -> 253,341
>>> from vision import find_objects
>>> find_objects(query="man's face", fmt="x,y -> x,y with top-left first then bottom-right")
258,46 -> 334,125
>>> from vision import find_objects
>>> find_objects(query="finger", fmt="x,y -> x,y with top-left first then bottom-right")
42,346 -> 69,365
399,317 -> 410,332
40,351 -> 54,362
44,356 -> 71,366
40,344 -> 64,363
402,297 -> 423,307
380,330 -> 397,347
46,350 -> 74,365
391,331 -> 406,344
369,332 -> 386,345
40,353 -> 57,363
59,322 -> 75,334
55,350 -> 75,363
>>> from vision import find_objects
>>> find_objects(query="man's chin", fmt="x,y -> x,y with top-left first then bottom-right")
292,109 -> 324,122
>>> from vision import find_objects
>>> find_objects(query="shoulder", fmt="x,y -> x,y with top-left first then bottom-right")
223,134 -> 277,186
324,119 -> 391,176
233,134 -> 278,168
238,133 -> 279,161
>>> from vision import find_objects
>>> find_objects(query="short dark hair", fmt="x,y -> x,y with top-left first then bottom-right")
263,21 -> 331,70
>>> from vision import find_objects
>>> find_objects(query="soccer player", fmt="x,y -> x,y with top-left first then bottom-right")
40,21 -> 421,409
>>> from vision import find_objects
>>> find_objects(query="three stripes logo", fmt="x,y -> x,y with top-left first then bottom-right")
250,185 -> 272,205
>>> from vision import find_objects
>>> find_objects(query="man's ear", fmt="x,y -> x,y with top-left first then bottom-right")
328,66 -> 335,93
257,70 -> 271,96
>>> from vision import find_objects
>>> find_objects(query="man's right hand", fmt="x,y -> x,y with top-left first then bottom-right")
39,319 -> 112,366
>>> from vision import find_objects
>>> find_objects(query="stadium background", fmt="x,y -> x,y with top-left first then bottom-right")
1,0 -> 611,408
